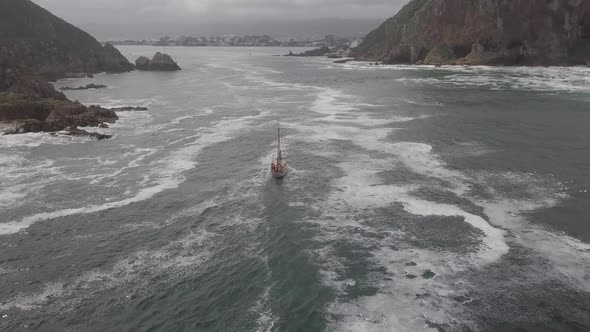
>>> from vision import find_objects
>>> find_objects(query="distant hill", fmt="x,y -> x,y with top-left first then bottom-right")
355,0 -> 590,66
69,19 -> 384,42
0,0 -> 134,78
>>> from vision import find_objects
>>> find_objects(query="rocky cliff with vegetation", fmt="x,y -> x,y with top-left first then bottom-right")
0,0 -> 134,79
355,0 -> 590,66
0,65 -> 117,137
0,0 -> 135,138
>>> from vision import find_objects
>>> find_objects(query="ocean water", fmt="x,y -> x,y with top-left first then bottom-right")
1,46 -> 589,331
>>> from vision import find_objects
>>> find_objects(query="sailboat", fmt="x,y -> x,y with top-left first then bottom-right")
270,126 -> 288,179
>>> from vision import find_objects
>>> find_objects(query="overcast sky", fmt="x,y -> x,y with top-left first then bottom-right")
35,0 -> 409,39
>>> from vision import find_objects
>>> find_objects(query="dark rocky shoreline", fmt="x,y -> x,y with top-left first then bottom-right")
0,98 -> 150,139
0,64 -> 149,140
334,58 -> 590,68
0,0 -> 149,140
284,47 -> 331,57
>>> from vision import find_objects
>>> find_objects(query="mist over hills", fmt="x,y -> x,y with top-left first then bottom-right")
75,19 -> 386,41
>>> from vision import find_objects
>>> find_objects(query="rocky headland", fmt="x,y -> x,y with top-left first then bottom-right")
353,0 -> 590,66
135,53 -> 181,71
0,65 -> 119,137
0,0 -> 143,139
0,0 -> 135,79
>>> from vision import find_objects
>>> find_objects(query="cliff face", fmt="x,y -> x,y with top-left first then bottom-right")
356,0 -> 590,66
0,0 -> 134,78
0,65 -> 66,100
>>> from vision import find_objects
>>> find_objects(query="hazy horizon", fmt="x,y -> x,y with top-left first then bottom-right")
35,0 -> 410,40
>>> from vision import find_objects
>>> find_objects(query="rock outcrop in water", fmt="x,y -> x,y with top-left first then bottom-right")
108,106 -> 148,112
60,83 -> 107,91
0,65 -> 118,137
355,0 -> 590,66
135,53 -> 181,71
284,47 -> 331,57
0,0 -> 134,78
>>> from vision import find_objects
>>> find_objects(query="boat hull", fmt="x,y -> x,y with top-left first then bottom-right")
271,163 -> 288,179
272,171 -> 287,179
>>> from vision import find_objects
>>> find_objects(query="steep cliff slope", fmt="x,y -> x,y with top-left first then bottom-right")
0,0 -> 134,78
356,0 -> 590,65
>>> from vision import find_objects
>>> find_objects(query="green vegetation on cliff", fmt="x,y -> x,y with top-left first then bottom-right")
424,44 -> 456,65
355,0 -> 429,58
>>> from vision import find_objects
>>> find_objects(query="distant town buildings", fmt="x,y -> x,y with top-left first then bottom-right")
108,35 -> 362,49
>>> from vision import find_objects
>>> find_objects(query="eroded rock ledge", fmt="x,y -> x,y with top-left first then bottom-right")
0,65 -> 121,139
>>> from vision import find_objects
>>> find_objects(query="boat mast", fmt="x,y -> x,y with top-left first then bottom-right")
277,127 -> 281,162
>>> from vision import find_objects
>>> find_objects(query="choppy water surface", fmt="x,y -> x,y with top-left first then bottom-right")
1,46 -> 589,331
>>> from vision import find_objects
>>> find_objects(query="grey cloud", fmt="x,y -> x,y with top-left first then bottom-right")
35,0 -> 410,39
38,0 -> 408,20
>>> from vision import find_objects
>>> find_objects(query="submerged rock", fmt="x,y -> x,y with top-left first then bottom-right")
453,295 -> 469,303
60,83 -> 107,91
63,127 -> 111,140
135,53 -> 181,71
108,106 -> 148,112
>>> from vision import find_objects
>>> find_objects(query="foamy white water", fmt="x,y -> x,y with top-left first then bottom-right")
1,46 -> 589,331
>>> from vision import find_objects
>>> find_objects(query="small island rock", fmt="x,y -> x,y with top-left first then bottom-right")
135,53 -> 181,71
135,56 -> 150,69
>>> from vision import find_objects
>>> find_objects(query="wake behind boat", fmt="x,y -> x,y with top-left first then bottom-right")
271,126 -> 287,179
